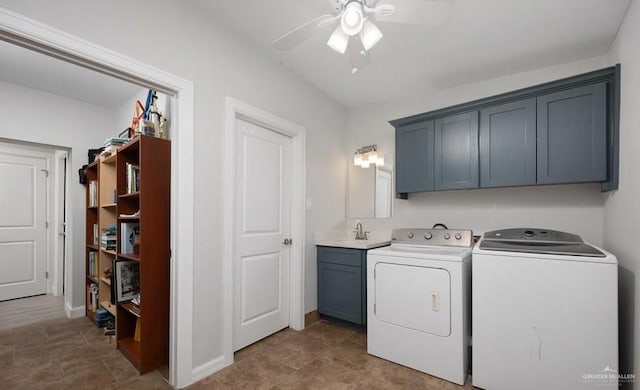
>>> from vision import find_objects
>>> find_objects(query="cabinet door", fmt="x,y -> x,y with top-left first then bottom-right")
480,99 -> 536,187
395,121 -> 435,194
318,262 -> 362,324
434,111 -> 479,190
537,82 -> 607,184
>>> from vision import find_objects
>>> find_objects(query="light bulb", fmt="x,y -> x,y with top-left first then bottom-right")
368,151 -> 378,163
327,26 -> 349,54
361,20 -> 383,50
354,153 -> 363,166
344,11 -> 359,27
341,2 -> 364,36
361,160 -> 370,168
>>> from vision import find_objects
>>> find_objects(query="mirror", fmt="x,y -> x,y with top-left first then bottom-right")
348,154 -> 393,218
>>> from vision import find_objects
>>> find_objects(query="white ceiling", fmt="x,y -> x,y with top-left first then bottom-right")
191,0 -> 630,107
0,40 -> 141,108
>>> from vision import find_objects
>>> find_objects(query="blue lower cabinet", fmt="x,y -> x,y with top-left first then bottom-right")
317,246 -> 367,325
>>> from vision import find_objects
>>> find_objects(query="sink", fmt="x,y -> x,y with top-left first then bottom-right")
315,238 -> 391,250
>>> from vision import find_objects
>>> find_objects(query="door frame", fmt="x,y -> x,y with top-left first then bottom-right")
52,149 -> 68,297
0,8 -> 195,388
223,97 -> 306,366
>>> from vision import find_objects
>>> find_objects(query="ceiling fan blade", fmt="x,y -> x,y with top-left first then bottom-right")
273,15 -> 338,50
348,36 -> 370,73
376,0 -> 454,25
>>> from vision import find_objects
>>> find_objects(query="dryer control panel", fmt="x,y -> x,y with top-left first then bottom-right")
391,229 -> 473,247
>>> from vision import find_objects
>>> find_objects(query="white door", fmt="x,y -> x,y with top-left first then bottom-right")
0,150 -> 48,301
233,118 -> 292,351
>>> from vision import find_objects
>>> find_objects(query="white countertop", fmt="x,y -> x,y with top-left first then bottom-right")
314,238 -> 391,250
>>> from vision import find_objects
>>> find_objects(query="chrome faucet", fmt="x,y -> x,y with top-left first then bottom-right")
354,222 -> 369,240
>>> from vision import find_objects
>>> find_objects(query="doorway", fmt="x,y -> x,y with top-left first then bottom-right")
0,8 -> 195,388
223,98 -> 306,364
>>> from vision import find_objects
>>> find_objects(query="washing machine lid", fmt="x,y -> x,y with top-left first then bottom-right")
479,228 -> 606,258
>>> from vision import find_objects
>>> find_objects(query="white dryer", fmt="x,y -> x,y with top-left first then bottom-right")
473,228 -> 618,390
367,228 -> 473,385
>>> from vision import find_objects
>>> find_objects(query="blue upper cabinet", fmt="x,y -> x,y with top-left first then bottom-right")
537,82 -> 607,184
395,121 -> 435,194
480,98 -> 537,188
390,66 -> 620,196
434,111 -> 479,190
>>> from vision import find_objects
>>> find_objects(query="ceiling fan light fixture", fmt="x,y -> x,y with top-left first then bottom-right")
361,20 -> 383,50
327,26 -> 350,54
341,2 -> 364,36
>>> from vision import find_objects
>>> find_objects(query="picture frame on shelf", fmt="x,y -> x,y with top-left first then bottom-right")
114,259 -> 140,303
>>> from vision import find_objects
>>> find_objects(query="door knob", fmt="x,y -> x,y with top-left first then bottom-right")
283,238 -> 292,245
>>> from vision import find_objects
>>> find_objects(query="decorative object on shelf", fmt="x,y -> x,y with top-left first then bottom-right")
119,210 -> 140,218
119,128 -> 132,140
130,100 -> 146,135
114,259 -> 140,303
353,144 -> 384,168
88,148 -> 105,163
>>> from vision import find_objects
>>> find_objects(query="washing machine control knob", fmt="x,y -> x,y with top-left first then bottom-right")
407,232 -> 414,239
424,233 -> 433,240
444,233 -> 451,240
455,233 -> 462,240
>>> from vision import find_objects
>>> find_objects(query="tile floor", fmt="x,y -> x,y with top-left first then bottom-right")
0,295 -> 66,331
0,317 -> 170,389
0,316 -> 473,389
189,319 -> 473,390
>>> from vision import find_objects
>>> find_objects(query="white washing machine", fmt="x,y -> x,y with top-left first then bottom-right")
473,228 -> 618,390
367,228 -> 472,385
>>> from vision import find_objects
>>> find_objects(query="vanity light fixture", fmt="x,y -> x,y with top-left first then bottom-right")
354,144 -> 384,168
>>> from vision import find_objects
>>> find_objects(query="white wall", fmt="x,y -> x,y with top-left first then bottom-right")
0,78 -> 116,309
604,0 -> 640,386
0,0 -> 347,373
345,56 -> 609,245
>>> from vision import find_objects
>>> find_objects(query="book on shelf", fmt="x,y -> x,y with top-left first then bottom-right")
103,137 -> 128,152
88,251 -> 98,277
125,163 -> 140,193
120,222 -> 140,254
101,224 -> 117,250
88,180 -> 98,207
93,224 -> 99,246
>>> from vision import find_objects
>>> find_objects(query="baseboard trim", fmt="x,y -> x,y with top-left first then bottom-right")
305,310 -> 320,327
191,356 -> 229,385
65,302 -> 85,319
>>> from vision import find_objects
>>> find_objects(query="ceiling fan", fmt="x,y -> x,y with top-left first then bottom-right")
273,0 -> 454,73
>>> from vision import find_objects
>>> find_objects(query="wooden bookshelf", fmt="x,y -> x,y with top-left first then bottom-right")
86,135 -> 169,373
114,135 -> 170,374
85,152 -> 120,335
85,161 -> 99,324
